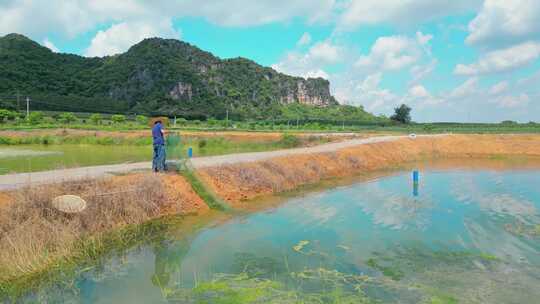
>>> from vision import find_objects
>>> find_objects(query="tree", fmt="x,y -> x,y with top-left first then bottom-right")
28,111 -> 44,125
58,112 -> 77,124
89,113 -> 102,125
136,115 -> 148,125
111,114 -> 126,124
391,104 -> 412,124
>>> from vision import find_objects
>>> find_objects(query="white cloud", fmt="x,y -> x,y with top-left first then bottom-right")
351,73 -> 400,112
308,41 -> 342,63
450,77 -> 479,99
355,36 -> 421,71
409,85 -> 430,98
0,0 -> 143,38
297,32 -> 312,46
410,59 -> 438,85
0,0 -> 336,39
466,0 -> 540,48
454,41 -> 540,75
181,0 -> 335,27
404,84 -> 443,108
272,40 -> 343,79
489,81 -> 509,95
305,69 -> 330,79
42,38 -> 59,52
416,31 -> 433,45
517,69 -> 540,87
338,0 -> 481,30
495,94 -> 530,108
85,20 -> 181,57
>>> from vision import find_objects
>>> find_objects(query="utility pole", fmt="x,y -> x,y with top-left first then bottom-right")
226,108 -> 229,128
16,90 -> 20,111
26,96 -> 30,119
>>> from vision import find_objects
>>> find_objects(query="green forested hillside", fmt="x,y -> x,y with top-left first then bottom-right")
0,33 -> 385,122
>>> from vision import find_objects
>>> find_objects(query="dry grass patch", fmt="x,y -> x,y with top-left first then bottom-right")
0,173 -> 206,286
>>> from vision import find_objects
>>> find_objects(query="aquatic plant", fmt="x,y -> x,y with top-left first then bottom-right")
163,270 -> 377,304
505,221 -> 540,238
232,253 -> 286,279
293,240 -> 310,252
366,258 -> 404,281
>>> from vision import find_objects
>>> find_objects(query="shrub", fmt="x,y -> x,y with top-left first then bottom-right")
0,109 -> 16,123
280,134 -> 300,148
176,118 -> 188,126
136,115 -> 148,125
89,113 -> 102,125
111,114 -> 126,124
27,111 -> 44,125
58,112 -> 77,124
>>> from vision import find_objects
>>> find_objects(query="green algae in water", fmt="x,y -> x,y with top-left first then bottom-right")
11,168 -> 540,303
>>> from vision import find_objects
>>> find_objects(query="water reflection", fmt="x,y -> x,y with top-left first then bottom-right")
19,167 -> 540,303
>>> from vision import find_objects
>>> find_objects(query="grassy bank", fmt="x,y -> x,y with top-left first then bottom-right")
0,173 -> 208,299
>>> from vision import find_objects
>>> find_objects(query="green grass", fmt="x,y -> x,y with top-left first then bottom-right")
179,167 -> 229,211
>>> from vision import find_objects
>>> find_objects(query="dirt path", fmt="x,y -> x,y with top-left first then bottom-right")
0,135 -> 438,190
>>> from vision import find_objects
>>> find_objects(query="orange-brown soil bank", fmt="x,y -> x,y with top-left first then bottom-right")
0,173 -> 207,284
197,134 -> 540,206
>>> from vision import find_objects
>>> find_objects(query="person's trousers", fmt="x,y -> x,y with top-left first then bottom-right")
152,144 -> 166,172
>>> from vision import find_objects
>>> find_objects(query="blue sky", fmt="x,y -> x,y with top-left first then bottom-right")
1,0 -> 540,122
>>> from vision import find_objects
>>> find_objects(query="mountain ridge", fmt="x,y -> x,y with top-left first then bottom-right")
0,33 -> 381,121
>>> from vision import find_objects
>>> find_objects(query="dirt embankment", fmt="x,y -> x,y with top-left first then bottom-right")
197,134 -> 540,207
0,173 -> 207,284
0,173 -> 208,213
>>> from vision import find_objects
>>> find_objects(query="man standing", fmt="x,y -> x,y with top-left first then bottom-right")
152,120 -> 166,172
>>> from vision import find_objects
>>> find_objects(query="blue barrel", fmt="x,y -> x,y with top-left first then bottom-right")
188,147 -> 193,158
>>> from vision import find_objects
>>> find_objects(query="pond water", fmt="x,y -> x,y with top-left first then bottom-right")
0,145 -> 151,173
25,166 -> 540,303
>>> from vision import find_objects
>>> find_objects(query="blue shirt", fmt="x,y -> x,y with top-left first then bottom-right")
152,123 -> 164,145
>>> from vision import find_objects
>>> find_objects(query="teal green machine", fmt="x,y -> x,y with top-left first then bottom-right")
165,132 -> 186,171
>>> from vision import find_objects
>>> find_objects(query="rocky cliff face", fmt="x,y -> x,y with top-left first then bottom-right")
112,38 -> 338,108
